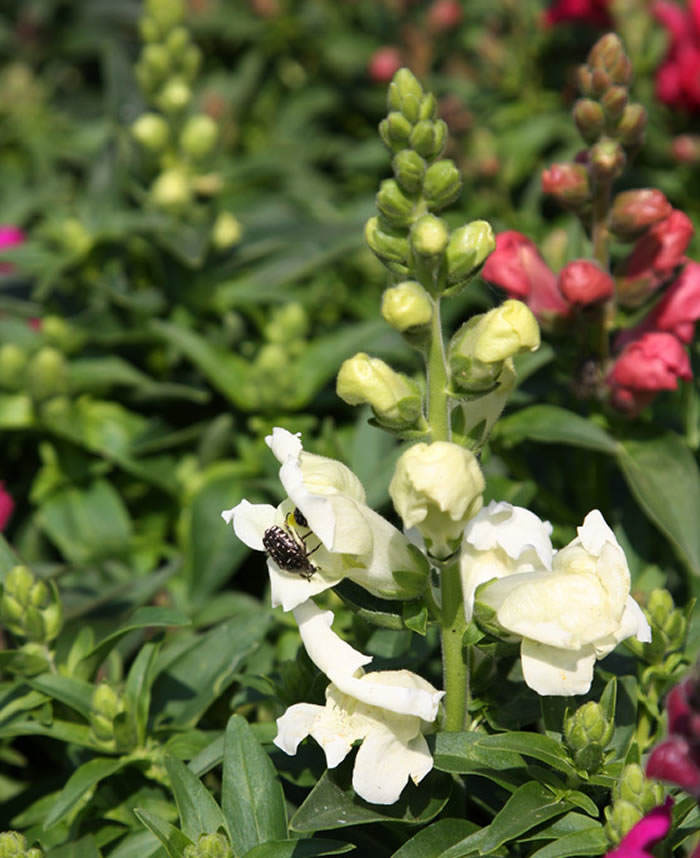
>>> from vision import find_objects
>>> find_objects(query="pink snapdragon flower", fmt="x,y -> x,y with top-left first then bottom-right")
647,671 -> 700,798
0,482 -> 14,531
0,225 -> 25,274
368,47 -> 402,83
653,0 -> 700,111
544,0 -> 612,28
605,798 -> 673,858
558,259 -> 614,305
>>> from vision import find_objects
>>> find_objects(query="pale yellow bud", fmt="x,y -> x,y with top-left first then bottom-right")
211,211 -> 242,249
472,300 -> 540,363
150,168 -> 191,211
381,281 -> 433,332
336,353 -> 422,429
131,113 -> 169,152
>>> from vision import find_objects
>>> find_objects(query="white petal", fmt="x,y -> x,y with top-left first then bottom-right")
228,500 -> 278,551
308,708 -> 360,768
268,562 -> 341,612
351,726 -> 433,805
274,703 -> 325,755
294,600 -> 372,679
575,509 -> 617,555
334,670 -> 443,723
265,427 -> 303,463
462,501 -> 553,566
592,595 -> 652,656
520,638 -> 596,696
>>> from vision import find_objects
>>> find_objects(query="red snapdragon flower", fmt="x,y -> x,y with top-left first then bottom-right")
604,798 -> 673,858
368,47 -> 403,83
427,0 -> 462,32
0,482 -> 14,531
544,0 -> 612,28
653,0 -> 700,111
558,259 -> 614,305
481,231 -> 571,323
0,225 -> 25,274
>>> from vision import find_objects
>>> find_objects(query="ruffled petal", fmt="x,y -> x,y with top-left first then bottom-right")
333,669 -> 443,723
520,638 -> 596,695
225,500 -> 278,551
294,600 -> 373,679
351,725 -> 433,804
274,702 -> 325,755
269,562 -> 342,612
462,501 -> 553,565
265,427 -> 303,462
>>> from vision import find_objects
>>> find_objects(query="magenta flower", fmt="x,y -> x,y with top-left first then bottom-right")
605,798 -> 673,858
647,672 -> 700,798
0,482 -> 14,531
0,225 -> 25,274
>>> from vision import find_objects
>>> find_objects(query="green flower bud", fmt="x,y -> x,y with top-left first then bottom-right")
145,0 -> 185,30
445,220 -> 495,286
365,217 -> 410,270
42,315 -> 84,355
139,15 -> 160,42
0,830 -> 43,857
605,801 -> 644,845
165,25 -> 189,57
646,588 -> 687,653
573,99 -> 605,144
409,119 -> 447,159
376,179 -> 416,228
131,113 -> 170,152
602,85 -> 628,124
588,33 -> 632,87
389,441 -> 485,558
255,343 -> 287,375
150,168 -> 192,212
265,302 -> 309,343
0,344 -> 27,388
379,112 -> 413,152
90,682 -> 123,742
576,65 -> 595,97
422,160 -> 462,211
564,701 -> 613,772
211,211 -> 242,249
590,140 -> 626,180
410,214 -> 449,258
142,43 -> 171,81
336,353 -> 423,429
180,114 -> 218,159
181,44 -> 202,81
387,68 -> 424,119
183,833 -> 233,858
1,566 -> 62,643
418,92 -> 437,121
381,281 -> 433,332
60,218 -> 92,256
156,77 -> 191,113
392,150 -> 426,194
26,347 -> 68,401
616,103 -> 647,147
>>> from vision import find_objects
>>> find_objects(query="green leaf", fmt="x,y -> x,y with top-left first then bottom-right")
616,433 -> 700,576
0,534 -> 18,576
494,405 -> 617,454
527,826 -> 608,858
242,839 -> 356,858
44,833 -> 103,858
100,829 -> 161,858
290,764 -> 452,832
392,818 -> 479,858
222,714 -> 288,853
79,606 -> 191,679
45,757 -> 126,828
68,356 -> 208,403
164,755 -> 227,841
27,674 -> 95,719
134,808 -> 194,858
124,641 -> 160,747
0,649 -> 51,676
0,717 -> 103,749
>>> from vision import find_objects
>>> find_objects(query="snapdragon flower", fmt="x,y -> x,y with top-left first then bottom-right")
274,600 -> 444,804
472,507 -> 651,695
222,428 -> 426,612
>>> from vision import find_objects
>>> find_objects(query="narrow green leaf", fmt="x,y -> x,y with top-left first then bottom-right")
392,818 -> 479,858
44,833 -> 103,858
45,757 -> 125,828
124,641 -> 160,747
242,839 -> 355,858
27,674 -> 95,719
616,433 -> 700,576
494,405 -> 617,454
222,714 -> 287,853
164,755 -> 227,841
134,808 -> 194,858
527,826 -> 608,858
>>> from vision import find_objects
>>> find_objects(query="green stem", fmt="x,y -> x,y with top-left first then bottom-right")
591,175 -> 614,364
427,297 -> 450,442
440,558 -> 469,731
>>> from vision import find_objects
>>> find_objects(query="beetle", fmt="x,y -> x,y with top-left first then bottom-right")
262,509 -> 318,580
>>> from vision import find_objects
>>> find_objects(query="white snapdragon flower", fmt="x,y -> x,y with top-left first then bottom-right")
222,428 -> 426,612
460,501 -> 554,619
274,601 -> 444,805
473,508 -> 651,696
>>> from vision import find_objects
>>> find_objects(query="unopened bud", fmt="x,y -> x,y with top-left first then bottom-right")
576,65 -> 595,97
26,346 -> 68,400
0,831 -> 43,858
180,114 -> 218,159
605,801 -> 645,845
422,159 -> 462,210
156,78 -> 191,113
558,260 -> 614,306
445,220 -> 495,286
376,179 -> 416,228
610,189 -> 672,240
165,25 -> 189,57
418,93 -> 438,121
142,44 -> 171,81
588,33 -> 632,86
573,99 -> 605,144
60,218 -> 92,257
590,139 -> 625,180
409,119 -> 447,159
392,150 -> 426,194
336,353 -> 422,429
91,683 -> 123,742
211,211 -> 242,249
389,441 -> 484,558
0,344 -> 27,388
181,44 -> 202,80
616,103 -> 647,147
410,214 -> 449,257
365,217 -> 410,271
541,163 -> 591,208
183,833 -> 233,858
379,112 -> 413,152
131,113 -> 170,152
564,701 -> 613,772
139,15 -> 160,42
382,281 -> 433,332
602,85 -> 628,125
145,0 -> 185,31
1,565 -> 62,643
150,168 -> 191,211
647,588 -> 687,650
387,68 -> 424,120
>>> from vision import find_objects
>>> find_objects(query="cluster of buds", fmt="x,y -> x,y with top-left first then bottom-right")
484,33 -> 699,416
0,318 -> 78,403
0,565 -> 62,644
0,832 -> 43,858
564,700 -> 613,773
646,658 -> 700,800
90,682 -> 125,745
183,833 -> 233,858
131,0 -> 240,247
634,588 -> 689,669
604,763 -> 666,845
